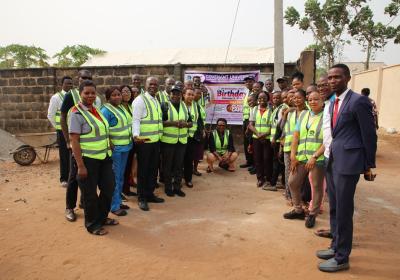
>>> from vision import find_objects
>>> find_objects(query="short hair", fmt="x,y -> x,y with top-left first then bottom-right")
296,88 -> 307,99
331,63 -> 351,77
79,80 -> 96,93
361,88 -> 370,96
193,76 -> 201,80
216,118 -> 227,125
257,81 -> 264,88
61,76 -> 72,84
183,87 -> 194,95
292,71 -> 304,82
104,86 -> 120,100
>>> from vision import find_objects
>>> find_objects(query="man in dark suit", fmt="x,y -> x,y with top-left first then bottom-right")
317,64 -> 377,272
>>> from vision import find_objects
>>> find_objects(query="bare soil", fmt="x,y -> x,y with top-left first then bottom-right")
0,135 -> 399,280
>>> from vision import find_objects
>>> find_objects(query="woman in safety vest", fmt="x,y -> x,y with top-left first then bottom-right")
248,92 -> 273,188
283,91 -> 325,228
193,88 -> 206,176
69,80 -> 117,236
101,87 -> 133,216
206,118 -> 238,172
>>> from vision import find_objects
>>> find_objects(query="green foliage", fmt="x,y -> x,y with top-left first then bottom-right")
53,45 -> 106,67
384,0 -> 400,44
0,44 -> 49,69
285,0 -> 351,68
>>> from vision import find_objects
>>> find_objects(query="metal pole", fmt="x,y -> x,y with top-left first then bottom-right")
274,0 -> 284,89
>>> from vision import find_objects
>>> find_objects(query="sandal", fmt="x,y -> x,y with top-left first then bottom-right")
314,229 -> 333,239
90,228 -> 108,236
104,217 -> 120,226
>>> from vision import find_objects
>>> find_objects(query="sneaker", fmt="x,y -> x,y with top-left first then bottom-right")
65,208 -> 76,222
283,209 -> 305,220
262,184 -> 277,191
305,214 -> 316,228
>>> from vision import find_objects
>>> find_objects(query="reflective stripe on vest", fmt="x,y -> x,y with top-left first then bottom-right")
242,92 -> 250,121
161,101 -> 189,144
270,103 -> 288,142
296,110 -> 324,162
120,104 -> 132,127
158,90 -> 169,104
283,110 -> 304,152
55,92 -> 65,130
252,106 -> 272,139
75,104 -> 112,160
197,101 -> 206,124
102,104 -> 132,146
188,102 -> 199,137
140,94 -> 163,143
213,130 -> 229,155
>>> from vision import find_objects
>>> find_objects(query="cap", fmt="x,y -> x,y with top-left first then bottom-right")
276,76 -> 288,83
170,85 -> 182,92
243,76 -> 255,81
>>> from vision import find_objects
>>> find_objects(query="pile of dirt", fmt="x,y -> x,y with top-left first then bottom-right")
0,129 -> 24,160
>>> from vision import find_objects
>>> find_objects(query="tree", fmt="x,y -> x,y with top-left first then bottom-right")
349,0 -> 399,70
0,44 -> 49,69
53,45 -> 106,67
285,0 -> 351,68
384,0 -> 400,43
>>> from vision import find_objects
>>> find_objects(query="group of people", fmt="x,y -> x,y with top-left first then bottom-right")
47,63 -> 377,273
240,64 -> 377,272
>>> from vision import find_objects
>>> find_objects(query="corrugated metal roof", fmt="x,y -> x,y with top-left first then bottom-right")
83,47 -> 275,66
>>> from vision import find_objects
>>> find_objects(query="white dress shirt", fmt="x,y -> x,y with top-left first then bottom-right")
47,90 -> 67,129
131,92 -> 160,137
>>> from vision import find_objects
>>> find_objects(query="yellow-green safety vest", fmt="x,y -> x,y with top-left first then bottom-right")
270,103 -> 288,142
140,94 -> 163,143
213,130 -> 229,155
157,90 -> 169,104
296,110 -> 324,162
252,106 -> 272,139
120,104 -> 132,127
242,92 -> 250,121
75,104 -> 112,160
197,100 -> 206,124
102,103 -> 132,146
188,102 -> 199,138
283,109 -> 306,152
55,91 -> 65,130
161,101 -> 189,144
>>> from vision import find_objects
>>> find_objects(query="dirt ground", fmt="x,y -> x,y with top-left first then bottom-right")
0,135 -> 399,280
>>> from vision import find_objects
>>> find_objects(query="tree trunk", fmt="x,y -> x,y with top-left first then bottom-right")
365,42 -> 372,70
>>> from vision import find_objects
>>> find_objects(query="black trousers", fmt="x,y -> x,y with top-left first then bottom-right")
243,120 -> 253,165
77,156 -> 115,233
183,137 -> 196,183
136,142 -> 160,201
253,138 -> 273,183
57,130 -> 70,182
66,153 -> 83,209
326,159 -> 359,264
270,142 -> 285,186
162,142 -> 187,191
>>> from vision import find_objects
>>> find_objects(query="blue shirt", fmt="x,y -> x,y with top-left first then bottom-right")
101,105 -> 133,152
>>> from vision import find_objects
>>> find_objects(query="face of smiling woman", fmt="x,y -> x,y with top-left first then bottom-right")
80,86 -> 97,106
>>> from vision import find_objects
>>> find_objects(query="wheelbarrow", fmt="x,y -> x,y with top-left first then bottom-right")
10,132 -> 58,166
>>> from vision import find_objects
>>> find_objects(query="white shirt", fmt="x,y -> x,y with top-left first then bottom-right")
131,92 -> 160,137
335,88 -> 350,112
47,90 -> 67,129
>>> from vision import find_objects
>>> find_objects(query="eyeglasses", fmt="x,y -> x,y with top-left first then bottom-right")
317,83 -> 329,88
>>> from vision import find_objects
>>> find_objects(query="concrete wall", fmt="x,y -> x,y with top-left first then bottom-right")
0,63 -> 297,134
351,64 -> 400,132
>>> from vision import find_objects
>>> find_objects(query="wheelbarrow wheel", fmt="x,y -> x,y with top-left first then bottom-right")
13,145 -> 37,166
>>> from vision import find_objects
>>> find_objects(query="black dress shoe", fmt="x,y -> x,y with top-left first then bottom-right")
138,200 -> 149,211
249,168 -> 256,175
120,204 -> 130,210
283,209 -> 305,220
165,189 -> 175,197
124,191 -> 137,197
147,195 -> 165,203
174,189 -> 186,197
305,214 -> 316,228
112,209 -> 127,216
186,181 -> 193,188
240,163 -> 251,168
247,165 -> 254,171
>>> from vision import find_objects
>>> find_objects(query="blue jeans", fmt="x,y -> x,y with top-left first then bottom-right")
111,150 -> 130,212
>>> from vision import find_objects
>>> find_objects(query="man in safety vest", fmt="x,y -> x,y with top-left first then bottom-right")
132,74 -> 145,95
132,77 -> 165,211
206,118 -> 238,172
240,76 -> 255,170
157,77 -> 175,105
47,76 -> 73,188
160,86 -> 192,197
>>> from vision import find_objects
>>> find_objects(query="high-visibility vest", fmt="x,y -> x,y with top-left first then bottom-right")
140,93 -> 163,143
55,91 -> 65,130
213,130 -> 229,155
242,92 -> 250,121
197,100 -> 206,124
252,106 -> 272,139
71,88 -> 102,108
270,103 -> 288,142
296,110 -> 324,162
102,103 -> 132,146
157,90 -> 169,104
74,103 -> 112,160
120,104 -> 132,127
161,101 -> 189,144
283,109 -> 306,152
199,93 -> 206,107
188,102 -> 199,138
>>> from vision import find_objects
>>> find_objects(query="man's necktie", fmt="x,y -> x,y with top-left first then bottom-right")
332,98 -> 340,127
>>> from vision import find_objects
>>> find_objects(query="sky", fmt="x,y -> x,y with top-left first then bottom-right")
1,0 -> 399,65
